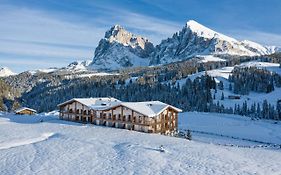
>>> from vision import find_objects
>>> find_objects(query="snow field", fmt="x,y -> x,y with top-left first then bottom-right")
179,112 -> 281,145
0,113 -> 281,175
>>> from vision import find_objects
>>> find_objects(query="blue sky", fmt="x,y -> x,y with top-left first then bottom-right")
0,0 -> 281,73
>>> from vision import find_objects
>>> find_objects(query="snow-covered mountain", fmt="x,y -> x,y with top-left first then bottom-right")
27,60 -> 92,75
0,67 -> 16,77
13,20 -> 279,73
150,20 -> 275,65
61,60 -> 92,72
89,25 -> 154,70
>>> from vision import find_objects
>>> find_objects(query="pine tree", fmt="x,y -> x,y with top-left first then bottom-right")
218,81 -> 224,90
229,83 -> 233,91
262,100 -> 269,119
221,92 -> 224,100
185,130 -> 192,140
12,100 -> 21,111
277,101 -> 281,120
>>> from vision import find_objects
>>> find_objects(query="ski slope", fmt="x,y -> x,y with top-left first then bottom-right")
179,112 -> 281,146
0,112 -> 281,175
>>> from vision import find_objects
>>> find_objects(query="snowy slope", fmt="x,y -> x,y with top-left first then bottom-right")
0,67 -> 16,77
0,113 -> 281,175
172,61 -> 281,108
207,61 -> 281,108
179,112 -> 281,145
173,61 -> 280,86
197,55 -> 226,63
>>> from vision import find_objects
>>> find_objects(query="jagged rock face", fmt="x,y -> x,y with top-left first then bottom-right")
91,25 -> 154,70
150,20 -> 274,65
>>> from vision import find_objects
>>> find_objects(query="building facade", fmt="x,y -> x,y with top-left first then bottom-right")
58,98 -> 182,134
15,107 -> 37,115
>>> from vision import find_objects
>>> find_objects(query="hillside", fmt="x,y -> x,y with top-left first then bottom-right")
0,112 -> 281,175
170,60 -> 281,113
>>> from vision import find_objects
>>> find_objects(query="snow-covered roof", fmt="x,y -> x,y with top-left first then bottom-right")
58,97 -> 121,110
121,101 -> 182,118
15,107 -> 37,113
58,98 -> 182,116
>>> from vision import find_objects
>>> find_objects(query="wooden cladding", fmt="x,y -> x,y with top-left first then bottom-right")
59,102 -> 178,134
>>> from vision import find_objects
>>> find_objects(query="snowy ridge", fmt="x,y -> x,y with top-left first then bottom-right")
0,67 -> 16,77
241,40 -> 274,55
62,60 -> 92,72
186,20 -> 237,42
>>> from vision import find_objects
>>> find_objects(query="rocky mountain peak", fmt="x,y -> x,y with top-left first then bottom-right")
104,24 -> 152,50
105,24 -> 125,39
90,25 -> 154,70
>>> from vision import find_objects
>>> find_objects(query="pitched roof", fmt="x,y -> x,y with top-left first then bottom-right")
15,107 -> 37,113
121,101 -> 182,117
58,97 -> 121,110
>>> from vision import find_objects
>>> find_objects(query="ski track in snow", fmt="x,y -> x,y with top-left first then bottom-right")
0,133 -> 55,150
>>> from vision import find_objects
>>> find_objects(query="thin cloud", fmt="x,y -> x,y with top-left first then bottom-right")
0,5 -> 183,72
0,6 -> 105,46
0,39 -> 93,59
114,11 -> 182,44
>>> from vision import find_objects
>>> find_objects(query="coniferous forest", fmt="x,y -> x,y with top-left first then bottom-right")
2,55 -> 281,121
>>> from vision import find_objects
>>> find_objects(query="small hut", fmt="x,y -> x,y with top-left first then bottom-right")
15,107 -> 37,115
